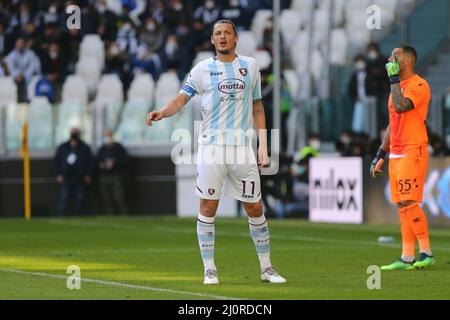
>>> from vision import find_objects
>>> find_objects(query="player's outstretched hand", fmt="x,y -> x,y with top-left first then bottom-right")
146,111 -> 163,126
370,148 -> 387,178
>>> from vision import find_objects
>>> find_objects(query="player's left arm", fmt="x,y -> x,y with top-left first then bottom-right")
253,99 -> 269,168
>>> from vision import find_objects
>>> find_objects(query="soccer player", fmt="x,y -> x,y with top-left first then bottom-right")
370,45 -> 435,270
146,20 -> 286,284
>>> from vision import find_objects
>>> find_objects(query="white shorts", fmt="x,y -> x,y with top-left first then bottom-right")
196,144 -> 261,203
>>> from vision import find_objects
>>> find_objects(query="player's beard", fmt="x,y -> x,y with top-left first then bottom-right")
217,43 -> 236,56
217,49 -> 231,55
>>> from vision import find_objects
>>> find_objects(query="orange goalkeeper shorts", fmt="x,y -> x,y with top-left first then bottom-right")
388,145 -> 428,204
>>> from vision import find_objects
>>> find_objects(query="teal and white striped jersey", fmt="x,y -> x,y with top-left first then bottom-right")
180,55 -> 262,146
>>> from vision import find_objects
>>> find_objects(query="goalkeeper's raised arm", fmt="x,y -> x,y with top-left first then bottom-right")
145,93 -> 191,126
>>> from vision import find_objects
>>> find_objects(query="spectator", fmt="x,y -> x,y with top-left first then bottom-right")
366,42 -> 390,131
348,140 -> 365,157
116,17 -> 138,55
59,27 -> 82,74
247,0 -> 291,11
335,129 -> 355,157
429,133 -> 449,157
93,0 -> 118,42
0,1 -> 11,29
40,42 -> 68,100
0,21 -> 13,57
7,1 -> 34,37
140,0 -> 165,25
105,41 -> 131,93
54,128 -> 94,216
39,23 -> 61,52
220,0 -> 250,30
96,129 -> 130,215
262,16 -> 274,54
366,42 -> 390,97
5,37 -> 41,102
173,21 -> 196,79
160,34 -> 183,79
80,4 -> 101,35
139,17 -> 166,53
291,134 -> 320,184
163,0 -> 192,33
193,0 -> 222,51
36,1 -> 61,28
348,54 -> 374,134
129,43 -> 161,80
23,20 -> 40,53
260,153 -> 294,218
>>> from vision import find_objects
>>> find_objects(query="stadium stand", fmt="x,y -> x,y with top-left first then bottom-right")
0,0 -> 447,156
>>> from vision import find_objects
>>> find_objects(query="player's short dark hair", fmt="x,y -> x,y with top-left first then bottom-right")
399,44 -> 418,61
213,19 -> 237,35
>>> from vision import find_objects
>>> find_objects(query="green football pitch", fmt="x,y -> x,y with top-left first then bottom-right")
0,215 -> 449,300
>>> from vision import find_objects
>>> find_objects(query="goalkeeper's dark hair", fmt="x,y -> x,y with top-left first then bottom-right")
399,44 -> 418,61
213,19 -> 238,35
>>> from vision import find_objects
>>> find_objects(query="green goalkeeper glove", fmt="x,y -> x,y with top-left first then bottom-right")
386,55 -> 400,84
370,148 -> 387,178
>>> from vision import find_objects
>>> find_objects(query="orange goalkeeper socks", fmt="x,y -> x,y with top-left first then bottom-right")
398,207 -> 416,259
405,204 -> 432,256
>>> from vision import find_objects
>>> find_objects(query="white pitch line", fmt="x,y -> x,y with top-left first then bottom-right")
0,268 -> 243,300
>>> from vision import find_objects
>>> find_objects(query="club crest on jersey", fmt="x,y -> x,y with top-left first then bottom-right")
239,68 -> 247,76
208,188 -> 215,195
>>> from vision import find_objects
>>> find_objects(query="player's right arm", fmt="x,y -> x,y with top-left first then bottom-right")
146,93 -> 191,126
147,64 -> 202,127
370,125 -> 390,178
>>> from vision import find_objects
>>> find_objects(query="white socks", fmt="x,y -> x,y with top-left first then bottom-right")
197,214 -> 216,271
248,215 -> 272,271
197,213 -> 273,273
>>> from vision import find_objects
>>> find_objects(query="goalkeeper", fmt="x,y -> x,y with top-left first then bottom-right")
370,45 -> 435,270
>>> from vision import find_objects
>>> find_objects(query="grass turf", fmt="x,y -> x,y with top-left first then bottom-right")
0,215 -> 449,300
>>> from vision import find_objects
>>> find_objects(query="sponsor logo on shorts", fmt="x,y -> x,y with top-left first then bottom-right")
208,188 -> 215,195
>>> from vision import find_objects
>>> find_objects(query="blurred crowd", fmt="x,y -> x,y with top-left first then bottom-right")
0,0 -> 292,103
348,42 -> 390,134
